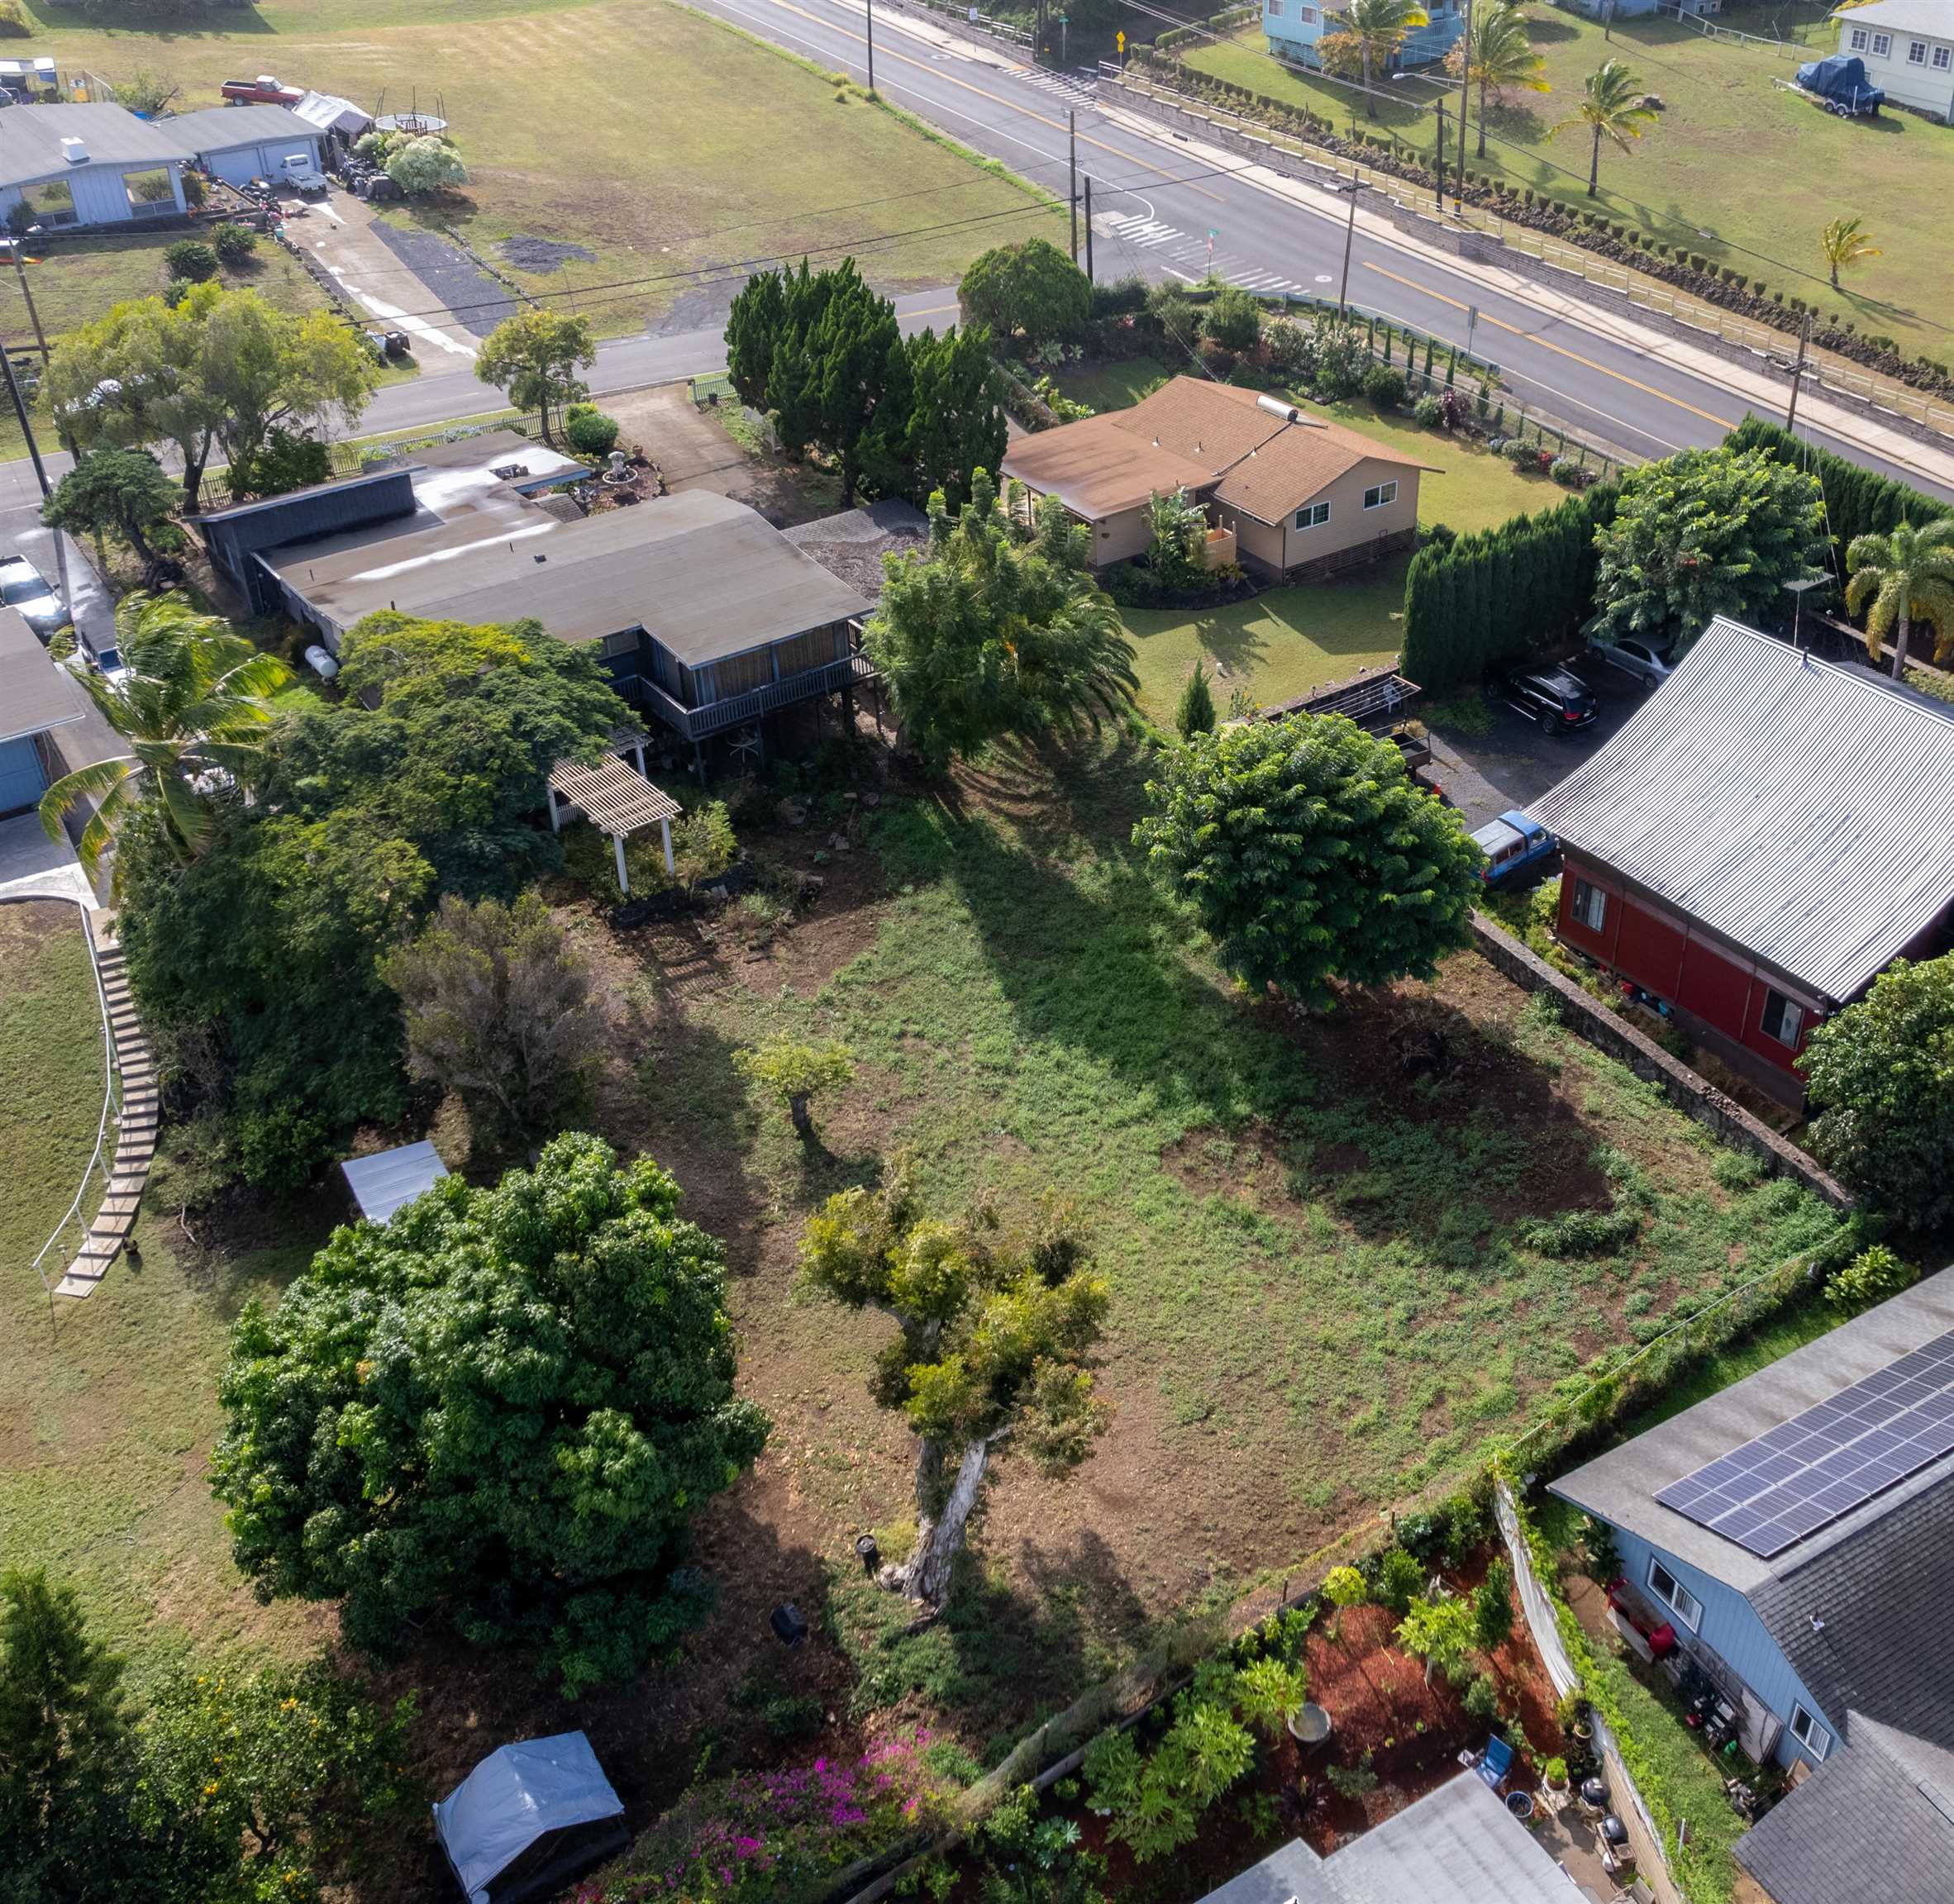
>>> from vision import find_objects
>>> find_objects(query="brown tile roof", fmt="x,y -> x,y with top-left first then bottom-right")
999,411 -> 1217,520
1001,377 -> 1435,525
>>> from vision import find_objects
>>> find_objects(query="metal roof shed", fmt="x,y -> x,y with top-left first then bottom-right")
340,1140 -> 449,1226
433,1732 -> 627,1904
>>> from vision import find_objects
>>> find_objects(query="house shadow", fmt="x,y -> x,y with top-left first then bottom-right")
29,0 -> 274,32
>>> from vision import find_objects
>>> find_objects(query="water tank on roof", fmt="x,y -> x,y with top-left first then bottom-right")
1256,394 -> 1301,423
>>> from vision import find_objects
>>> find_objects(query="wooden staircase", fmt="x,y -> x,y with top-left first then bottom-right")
55,921 -> 159,1300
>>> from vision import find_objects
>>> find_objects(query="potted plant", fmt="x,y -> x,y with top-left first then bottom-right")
1544,1756 -> 1569,1792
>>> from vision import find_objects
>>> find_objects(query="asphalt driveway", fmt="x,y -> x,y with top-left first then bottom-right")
1426,652 -> 1652,831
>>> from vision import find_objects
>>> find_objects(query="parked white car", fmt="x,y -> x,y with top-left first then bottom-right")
1587,635 -> 1673,687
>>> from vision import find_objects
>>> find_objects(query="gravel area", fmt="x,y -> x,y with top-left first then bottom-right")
367,217 -> 522,336
498,235 -> 597,274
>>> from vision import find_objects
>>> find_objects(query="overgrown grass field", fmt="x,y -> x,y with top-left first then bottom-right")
0,901 -> 322,1689
1180,12 -> 1954,363
600,738 -> 1847,1739
21,0 -> 1061,335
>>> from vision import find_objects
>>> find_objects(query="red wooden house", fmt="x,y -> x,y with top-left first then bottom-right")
1531,619 -> 1954,1106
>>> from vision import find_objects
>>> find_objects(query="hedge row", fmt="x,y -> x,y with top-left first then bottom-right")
1401,487 -> 1618,693
1725,415 -> 1950,564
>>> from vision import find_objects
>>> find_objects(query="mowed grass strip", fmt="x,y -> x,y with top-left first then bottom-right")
1181,13 -> 1954,362
27,0 -> 1064,335
0,902 -> 322,1686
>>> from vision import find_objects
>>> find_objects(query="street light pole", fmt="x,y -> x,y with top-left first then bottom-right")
1434,95 -> 1446,212
1069,110 -> 1079,264
1785,310 -> 1813,431
1084,175 -> 1094,283
866,0 -> 875,95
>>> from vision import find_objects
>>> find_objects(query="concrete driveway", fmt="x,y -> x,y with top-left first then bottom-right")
283,193 -> 482,373
1427,651 -> 1651,831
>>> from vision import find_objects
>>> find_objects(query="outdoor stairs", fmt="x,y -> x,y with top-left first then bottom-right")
55,922 -> 159,1300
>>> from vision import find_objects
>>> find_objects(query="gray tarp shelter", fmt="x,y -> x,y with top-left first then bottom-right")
340,1140 -> 449,1226
433,1732 -> 627,1904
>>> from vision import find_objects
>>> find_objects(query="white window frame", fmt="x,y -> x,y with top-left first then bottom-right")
1872,31 -> 1892,55
1935,42 -> 1952,68
1362,479 -> 1399,511
1849,24 -> 1868,49
1571,878 -> 1607,934
1294,500 -> 1331,530
1646,1557 -> 1704,1634
1789,1702 -> 1832,1761
1760,988 -> 1804,1050
1908,37 -> 1928,63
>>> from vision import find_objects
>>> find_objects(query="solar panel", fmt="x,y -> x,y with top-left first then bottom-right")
1655,1327 -> 1954,1559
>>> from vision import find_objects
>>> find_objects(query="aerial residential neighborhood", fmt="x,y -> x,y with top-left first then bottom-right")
2,1 -> 1952,1902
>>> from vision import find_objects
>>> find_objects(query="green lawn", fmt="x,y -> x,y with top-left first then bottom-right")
24,0 -> 1061,336
0,901 -> 322,1689
1180,13 -> 1954,363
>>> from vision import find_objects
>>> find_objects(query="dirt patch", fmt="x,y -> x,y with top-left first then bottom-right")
497,234 -> 596,273
0,898 -> 79,967
603,382 -> 840,526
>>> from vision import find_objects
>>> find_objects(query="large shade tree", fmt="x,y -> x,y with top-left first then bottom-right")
50,283 -> 376,509
1554,59 -> 1658,196
476,307 -> 597,447
37,592 -> 290,877
1843,516 -> 1954,678
956,237 -> 1091,354
1133,715 -> 1481,1009
800,1164 -> 1108,1605
212,1134 -> 771,1695
864,471 -> 1137,772
1587,445 -> 1823,649
41,447 -> 180,575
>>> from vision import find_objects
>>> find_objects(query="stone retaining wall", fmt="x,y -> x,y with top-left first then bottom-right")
1469,911 -> 1854,1211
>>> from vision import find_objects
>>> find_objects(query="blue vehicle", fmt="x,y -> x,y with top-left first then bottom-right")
1470,809 -> 1556,886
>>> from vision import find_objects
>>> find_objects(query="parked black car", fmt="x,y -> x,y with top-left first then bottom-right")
1496,664 -> 1598,733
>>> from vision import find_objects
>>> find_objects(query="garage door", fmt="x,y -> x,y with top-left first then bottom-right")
204,141 -> 313,188
0,734 -> 47,818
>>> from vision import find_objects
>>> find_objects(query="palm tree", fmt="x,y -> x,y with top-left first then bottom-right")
1459,0 -> 1548,159
1344,0 -> 1431,119
39,593 -> 292,875
1820,215 -> 1881,291
1844,519 -> 1954,679
1553,59 -> 1658,197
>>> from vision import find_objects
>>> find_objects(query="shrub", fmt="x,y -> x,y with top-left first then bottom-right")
211,221 -> 257,266
1463,1673 -> 1500,1726
0,1 -> 28,34
1363,364 -> 1407,411
1375,1546 -> 1424,1617
1824,1245 -> 1916,1313
1521,1207 -> 1639,1258
735,1038 -> 855,1138
674,798 -> 737,883
1325,1753 -> 1377,1800
1175,659 -> 1216,740
163,238 -> 217,283
1203,282 -> 1262,352
1549,455 -> 1588,488
563,402 -> 621,456
1474,1557 -> 1514,1653
1545,1755 -> 1569,1787
385,134 -> 468,197
1413,393 -> 1444,428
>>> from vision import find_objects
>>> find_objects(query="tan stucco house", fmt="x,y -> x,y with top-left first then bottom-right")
1000,377 -> 1436,580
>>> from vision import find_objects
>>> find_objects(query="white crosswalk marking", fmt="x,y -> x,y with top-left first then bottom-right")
1016,65 -> 1099,107
1099,212 -> 1315,303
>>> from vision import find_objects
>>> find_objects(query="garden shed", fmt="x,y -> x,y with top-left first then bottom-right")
340,1140 -> 449,1226
432,1732 -> 627,1904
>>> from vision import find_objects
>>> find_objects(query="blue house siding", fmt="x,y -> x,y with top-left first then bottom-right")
1610,1526 -> 1837,1773
1262,0 -> 1466,72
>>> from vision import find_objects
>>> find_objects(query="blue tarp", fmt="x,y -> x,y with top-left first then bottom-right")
1795,54 -> 1885,108
432,1732 -> 624,1904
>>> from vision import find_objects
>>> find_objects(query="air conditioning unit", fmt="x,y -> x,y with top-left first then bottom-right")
60,136 -> 88,164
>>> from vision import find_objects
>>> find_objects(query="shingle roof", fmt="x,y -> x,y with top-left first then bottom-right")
1734,1717 -> 1954,1904
0,102 -> 188,190
167,103 -> 319,155
1828,0 -> 1953,38
999,377 -> 1430,524
0,604 -> 83,744
1530,617 -> 1954,1001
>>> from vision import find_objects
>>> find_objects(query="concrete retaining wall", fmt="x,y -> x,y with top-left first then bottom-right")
1469,912 -> 1853,1211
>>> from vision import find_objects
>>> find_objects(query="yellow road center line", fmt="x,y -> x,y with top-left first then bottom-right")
755,0 -> 1225,201
1361,261 -> 1734,430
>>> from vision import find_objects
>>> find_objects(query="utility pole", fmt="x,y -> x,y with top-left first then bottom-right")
1785,309 -> 1813,431
1434,95 -> 1446,212
9,236 -> 49,373
2,347 -> 49,499
1084,175 -> 1094,283
1337,178 -> 1360,317
1069,110 -> 1079,264
1456,0 -> 1472,215
866,0 -> 875,95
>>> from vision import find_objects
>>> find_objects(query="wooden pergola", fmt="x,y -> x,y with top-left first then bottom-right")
546,754 -> 682,895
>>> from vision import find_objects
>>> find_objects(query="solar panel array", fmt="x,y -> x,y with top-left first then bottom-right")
1655,1329 -> 1954,1559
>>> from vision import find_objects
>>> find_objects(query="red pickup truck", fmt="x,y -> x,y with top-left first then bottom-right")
220,74 -> 304,107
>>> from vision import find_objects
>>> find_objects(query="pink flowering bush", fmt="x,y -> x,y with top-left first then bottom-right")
577,1731 -> 946,1904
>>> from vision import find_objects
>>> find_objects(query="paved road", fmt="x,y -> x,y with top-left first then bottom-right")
671,0 -> 1951,499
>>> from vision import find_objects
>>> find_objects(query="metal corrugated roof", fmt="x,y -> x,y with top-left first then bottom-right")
167,104 -> 319,156
1530,618 -> 1954,1001
0,605 -> 83,744
340,1140 -> 448,1226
